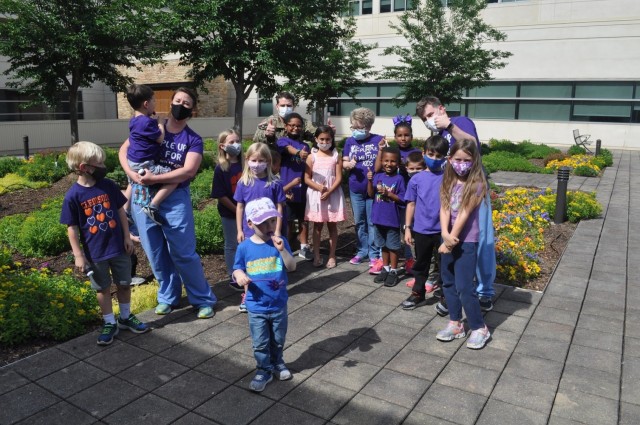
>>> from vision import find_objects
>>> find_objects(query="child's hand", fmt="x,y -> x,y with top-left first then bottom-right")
234,271 -> 251,287
285,191 -> 294,200
438,242 -> 451,254
376,182 -> 384,194
292,177 -> 302,186
123,238 -> 134,255
237,230 -> 245,243
443,234 -> 459,248
349,156 -> 357,169
367,169 -> 373,181
271,235 -> 285,251
299,150 -> 309,160
378,137 -> 388,150
74,255 -> 87,272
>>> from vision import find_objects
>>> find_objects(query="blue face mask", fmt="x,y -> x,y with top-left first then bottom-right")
352,129 -> 367,140
424,156 -> 446,172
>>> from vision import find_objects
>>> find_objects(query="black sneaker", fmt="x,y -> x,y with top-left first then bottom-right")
433,287 -> 443,298
479,297 -> 494,312
142,205 -> 163,225
402,293 -> 426,310
384,270 -> 399,287
374,269 -> 388,284
435,297 -> 448,317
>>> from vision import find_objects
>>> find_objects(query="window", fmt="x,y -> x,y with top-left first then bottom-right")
394,0 -> 413,12
380,0 -> 391,13
347,0 -> 372,15
0,89 -> 83,122
258,95 -> 272,117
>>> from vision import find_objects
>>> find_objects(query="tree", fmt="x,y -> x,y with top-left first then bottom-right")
0,0 -> 166,144
166,0 -> 371,135
378,0 -> 512,106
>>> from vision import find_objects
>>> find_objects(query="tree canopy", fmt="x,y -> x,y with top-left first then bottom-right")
379,0 -> 512,106
0,0 -> 166,144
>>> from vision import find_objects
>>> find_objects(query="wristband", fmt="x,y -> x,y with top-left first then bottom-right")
446,122 -> 454,132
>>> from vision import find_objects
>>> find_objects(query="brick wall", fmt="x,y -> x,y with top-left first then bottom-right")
116,59 -> 228,119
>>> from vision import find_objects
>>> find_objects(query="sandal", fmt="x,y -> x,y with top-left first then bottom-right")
326,258 -> 336,269
314,257 -> 324,267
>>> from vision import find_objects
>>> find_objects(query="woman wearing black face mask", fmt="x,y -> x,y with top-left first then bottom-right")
118,87 -> 218,320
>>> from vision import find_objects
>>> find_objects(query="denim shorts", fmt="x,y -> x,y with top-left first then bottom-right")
373,224 -> 401,251
88,253 -> 132,291
127,159 -> 172,184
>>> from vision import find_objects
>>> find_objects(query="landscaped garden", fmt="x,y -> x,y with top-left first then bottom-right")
0,139 -> 608,362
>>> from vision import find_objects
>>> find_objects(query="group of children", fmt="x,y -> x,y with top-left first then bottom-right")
61,86 -> 491,395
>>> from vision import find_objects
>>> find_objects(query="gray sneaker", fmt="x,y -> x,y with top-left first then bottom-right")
274,364 -> 292,381
298,246 -> 313,260
249,370 -> 273,392
479,297 -> 494,312
467,326 -> 491,349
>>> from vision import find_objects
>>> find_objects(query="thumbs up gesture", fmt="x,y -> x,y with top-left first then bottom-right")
327,113 -> 336,133
266,118 -> 276,137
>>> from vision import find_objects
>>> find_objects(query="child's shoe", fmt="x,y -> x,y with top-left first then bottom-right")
369,258 -> 383,275
425,280 -> 441,293
373,269 -> 388,284
142,205 -> 163,225
97,323 -> 119,346
479,297 -> 494,312
274,364 -> 292,381
436,321 -> 466,342
402,292 -> 426,310
383,270 -> 400,287
467,326 -> 491,349
435,297 -> 448,317
117,314 -> 149,333
298,246 -> 313,261
197,306 -> 215,319
405,278 -> 415,289
404,258 -> 415,275
239,293 -> 247,313
349,255 -> 365,265
249,370 -> 273,392
155,303 -> 173,315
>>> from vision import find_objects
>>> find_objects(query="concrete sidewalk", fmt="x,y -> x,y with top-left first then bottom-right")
1,150 -> 637,425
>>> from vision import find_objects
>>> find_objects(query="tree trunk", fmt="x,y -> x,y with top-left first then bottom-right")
68,88 -> 80,145
233,83 -> 245,138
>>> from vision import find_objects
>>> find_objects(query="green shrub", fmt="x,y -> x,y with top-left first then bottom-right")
486,139 -> 561,159
107,168 -> 129,189
574,165 -> 599,177
199,151 -> 216,171
0,173 -> 49,195
17,152 -> 68,183
543,152 -> 568,166
103,147 -> 121,172
482,151 -> 553,174
567,144 -> 587,156
0,197 -> 69,257
539,190 -> 602,223
0,263 -> 100,345
0,157 -> 25,178
596,148 -> 613,167
193,204 -> 224,255
190,169 -> 213,208
203,138 -> 216,152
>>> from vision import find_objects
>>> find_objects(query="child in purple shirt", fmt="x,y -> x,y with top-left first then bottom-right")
125,84 -> 175,225
367,147 -> 406,287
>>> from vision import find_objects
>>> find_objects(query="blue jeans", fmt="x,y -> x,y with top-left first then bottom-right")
248,307 -> 288,372
476,195 -> 496,298
349,191 -> 379,260
133,185 -> 217,309
220,216 -> 238,276
441,242 -> 485,331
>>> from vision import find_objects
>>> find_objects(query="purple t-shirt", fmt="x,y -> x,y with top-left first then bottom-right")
276,136 -> 310,203
211,162 -> 243,219
399,146 -> 420,164
448,182 -> 481,242
404,170 -> 443,235
128,115 -> 162,163
60,178 -> 128,263
156,125 -> 204,189
343,133 -> 384,195
371,172 -> 405,228
233,177 -> 286,237
441,116 -> 480,151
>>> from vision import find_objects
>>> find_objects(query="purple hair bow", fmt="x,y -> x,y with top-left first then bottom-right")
393,114 -> 412,127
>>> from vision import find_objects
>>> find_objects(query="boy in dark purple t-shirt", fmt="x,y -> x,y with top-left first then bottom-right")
125,84 -> 174,225
61,142 -> 149,346
367,147 -> 406,287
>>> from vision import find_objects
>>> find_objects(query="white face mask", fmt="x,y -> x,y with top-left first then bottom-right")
425,117 -> 439,132
317,143 -> 332,152
278,106 -> 293,118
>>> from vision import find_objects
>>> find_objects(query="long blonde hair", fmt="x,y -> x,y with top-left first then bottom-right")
217,128 -> 242,172
240,142 -> 276,187
440,139 -> 487,213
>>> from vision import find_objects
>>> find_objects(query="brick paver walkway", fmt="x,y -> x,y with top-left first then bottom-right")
1,150 -> 637,424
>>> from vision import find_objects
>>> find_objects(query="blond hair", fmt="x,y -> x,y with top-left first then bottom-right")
440,139 -> 487,213
350,107 -> 376,128
66,141 -> 106,173
240,142 -> 276,187
217,128 -> 242,172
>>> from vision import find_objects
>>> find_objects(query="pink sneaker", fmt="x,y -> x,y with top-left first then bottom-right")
425,280 -> 441,293
369,258 -> 383,275
404,258 -> 415,276
405,278 -> 415,288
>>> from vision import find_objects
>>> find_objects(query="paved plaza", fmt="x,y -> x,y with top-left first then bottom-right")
1,150 -> 638,425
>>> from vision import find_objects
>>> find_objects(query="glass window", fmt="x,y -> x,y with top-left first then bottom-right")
468,83 -> 517,98
467,101 -> 516,119
520,82 -> 572,98
379,100 -> 409,117
340,100 -> 378,116
379,84 -> 402,98
445,102 -> 464,117
342,85 -> 377,98
0,89 -> 83,121
575,82 -> 633,99
363,0 -> 372,14
380,0 -> 391,12
573,101 -> 631,121
394,0 -> 407,11
519,101 -> 571,121
258,96 -> 272,117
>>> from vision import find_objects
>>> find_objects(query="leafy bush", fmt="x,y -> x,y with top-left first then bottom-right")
200,151 -> 216,171
567,144 -> 586,156
106,168 -> 129,189
190,169 -> 213,208
0,157 -> 25,178
486,139 -> 561,159
574,165 -> 599,177
482,151 -> 553,174
0,261 -> 100,345
595,148 -> 613,167
193,204 -> 224,255
103,147 -> 121,172
17,152 -> 68,183
0,173 -> 49,195
0,197 -> 69,257
203,138 -> 216,152
539,190 -> 602,223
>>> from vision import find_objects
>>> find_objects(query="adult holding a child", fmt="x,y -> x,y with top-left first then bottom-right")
119,87 -> 217,319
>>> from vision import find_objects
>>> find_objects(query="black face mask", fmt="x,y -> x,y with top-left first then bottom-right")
91,166 -> 107,181
171,103 -> 193,121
